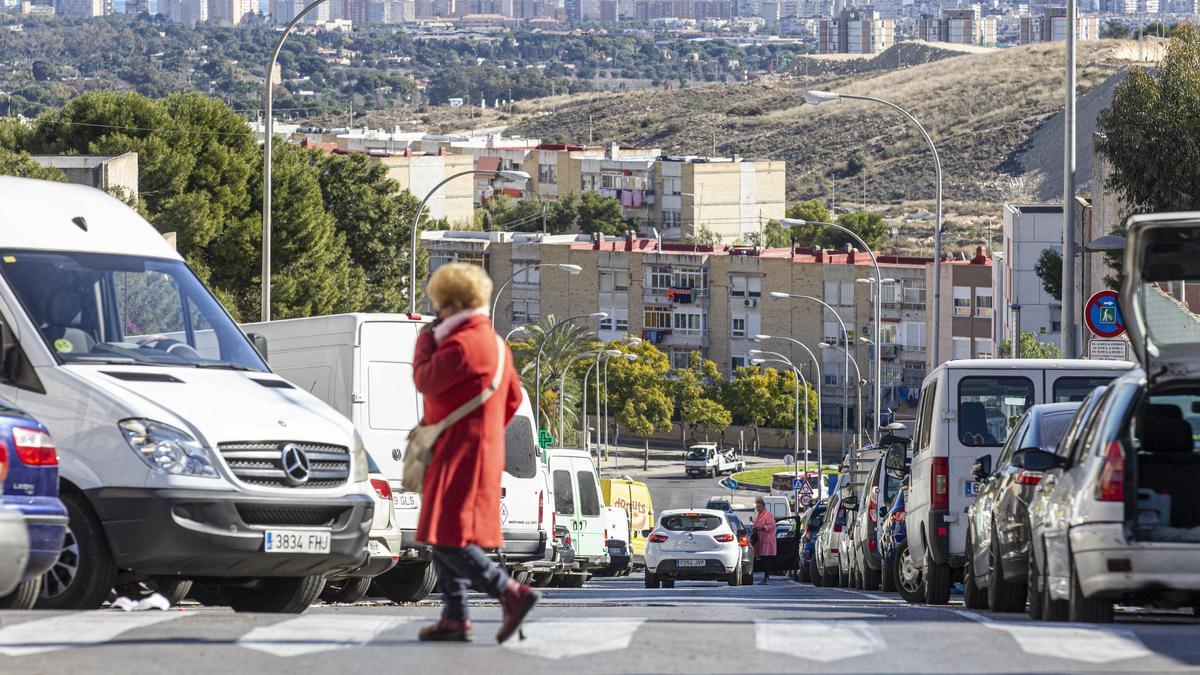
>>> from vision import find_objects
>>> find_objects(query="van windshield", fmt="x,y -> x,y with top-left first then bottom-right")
686,447 -> 712,460
958,376 -> 1034,447
0,250 -> 267,371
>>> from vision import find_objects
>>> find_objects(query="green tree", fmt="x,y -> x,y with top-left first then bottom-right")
672,351 -> 732,449
784,199 -> 830,247
999,332 -> 1062,359
818,211 -> 886,251
1034,248 -> 1063,301
576,190 -> 625,235
510,314 -> 600,431
607,341 -> 674,469
728,365 -> 785,454
0,148 -> 66,181
1101,21 -> 1132,39
754,219 -> 791,248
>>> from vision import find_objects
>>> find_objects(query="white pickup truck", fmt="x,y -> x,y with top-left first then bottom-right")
685,444 -> 745,478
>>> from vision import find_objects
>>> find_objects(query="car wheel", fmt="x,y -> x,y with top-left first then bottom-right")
837,565 -> 848,588
988,529 -> 1026,613
644,571 -> 660,589
1068,558 -> 1112,623
810,559 -> 825,587
798,559 -> 811,583
374,561 -> 438,603
895,541 -> 926,604
661,578 -> 675,588
566,573 -> 588,588
923,546 -> 952,606
225,576 -> 325,614
320,577 -> 371,604
861,562 -> 881,591
963,531 -> 988,610
530,572 -> 555,588
36,491 -> 118,610
114,577 -> 193,607
727,561 -> 742,586
1026,552 -> 1044,620
0,577 -> 42,610
880,563 -> 896,593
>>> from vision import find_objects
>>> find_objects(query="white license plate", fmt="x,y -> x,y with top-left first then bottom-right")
677,559 -> 706,568
264,529 -> 331,554
964,481 -> 982,497
368,540 -> 389,557
394,492 -> 419,509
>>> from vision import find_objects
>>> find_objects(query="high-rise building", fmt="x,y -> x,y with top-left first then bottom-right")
819,7 -> 895,54
164,0 -> 206,23
208,0 -> 254,24
55,0 -> 104,16
124,0 -> 149,13
1019,7 -> 1099,44
917,7 -> 996,45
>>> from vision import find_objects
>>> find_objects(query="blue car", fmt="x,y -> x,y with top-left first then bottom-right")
879,486 -> 924,603
0,401 -> 68,609
797,503 -> 826,584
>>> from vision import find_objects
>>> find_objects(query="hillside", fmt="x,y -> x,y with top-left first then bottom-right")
513,39 -> 1166,208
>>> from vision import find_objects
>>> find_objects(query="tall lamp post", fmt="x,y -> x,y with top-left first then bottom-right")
801,89 -> 943,366
781,218 -> 884,442
533,312 -> 606,432
750,356 -> 810,491
491,263 -> 583,328
767,292 -> 853,457
408,168 -> 531,314
820,342 -> 864,450
261,0 -> 330,322
603,351 -> 638,460
559,350 -> 602,446
750,347 -> 823,496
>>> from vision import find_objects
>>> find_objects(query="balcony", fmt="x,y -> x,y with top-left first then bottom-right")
666,330 -> 709,349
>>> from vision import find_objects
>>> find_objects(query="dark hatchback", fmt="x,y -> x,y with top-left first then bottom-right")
963,401 -> 1080,612
0,400 -> 68,608
797,503 -> 827,583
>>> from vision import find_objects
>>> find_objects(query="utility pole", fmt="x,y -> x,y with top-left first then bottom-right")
542,204 -> 547,234
1061,0 -> 1078,358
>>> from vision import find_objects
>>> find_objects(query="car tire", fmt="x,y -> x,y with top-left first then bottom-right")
530,572 -> 555,588
188,585 -> 228,607
923,547 -> 951,606
374,561 -> 438,603
320,577 -> 371,604
225,576 -> 325,614
1068,558 -> 1112,623
821,562 -> 837,587
861,562 -> 881,591
987,530 -> 1026,613
837,565 -> 848,588
895,541 -> 926,605
798,560 -> 811,583
880,564 -> 896,593
727,562 -> 742,586
35,491 -> 118,610
810,559 -> 825,587
114,577 -> 193,607
563,574 -> 587,588
963,531 -> 988,610
644,571 -> 660,589
1026,552 -> 1044,620
0,577 -> 42,610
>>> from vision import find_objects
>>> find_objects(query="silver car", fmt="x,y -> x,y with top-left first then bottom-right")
0,508 -> 29,597
1028,212 -> 1200,623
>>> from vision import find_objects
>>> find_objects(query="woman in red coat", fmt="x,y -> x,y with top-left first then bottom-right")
752,497 -> 778,584
413,262 -> 539,644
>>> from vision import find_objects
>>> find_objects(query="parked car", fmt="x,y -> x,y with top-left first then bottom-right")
597,506 -> 632,577
546,525 -> 586,588
601,478 -> 653,565
1026,212 -> 1200,622
812,493 -> 847,587
724,512 -> 755,585
0,405 -> 68,609
644,509 -> 744,588
880,486 -> 923,603
684,444 -> 744,478
797,503 -> 827,584
963,402 -> 1079,612
547,448 -> 609,581
319,455 -> 403,604
905,358 -> 1131,605
0,178 -> 373,614
0,508 -> 28,598
850,438 -> 909,591
705,496 -> 734,513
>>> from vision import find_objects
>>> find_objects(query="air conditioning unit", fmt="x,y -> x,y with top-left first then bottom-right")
744,298 -> 757,308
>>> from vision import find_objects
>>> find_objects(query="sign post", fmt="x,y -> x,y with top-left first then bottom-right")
1084,290 -> 1126,360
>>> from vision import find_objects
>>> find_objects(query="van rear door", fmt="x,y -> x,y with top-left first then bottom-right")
1120,213 -> 1200,377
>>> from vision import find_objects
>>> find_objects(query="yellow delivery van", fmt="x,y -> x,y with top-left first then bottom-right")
601,478 -> 654,563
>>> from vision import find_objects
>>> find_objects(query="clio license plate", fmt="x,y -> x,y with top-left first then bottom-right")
264,529 -> 331,554
394,492 -> 419,509
677,559 -> 706,568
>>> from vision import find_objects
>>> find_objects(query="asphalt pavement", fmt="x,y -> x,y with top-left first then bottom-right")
5,575 -> 1200,674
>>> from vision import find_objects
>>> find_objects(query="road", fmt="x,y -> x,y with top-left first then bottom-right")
4,576 -> 1200,673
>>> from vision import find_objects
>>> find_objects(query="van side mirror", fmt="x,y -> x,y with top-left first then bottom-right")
1012,448 -> 1065,472
246,332 -> 269,361
972,455 -> 992,480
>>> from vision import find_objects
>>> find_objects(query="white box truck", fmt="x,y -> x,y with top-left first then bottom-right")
242,313 -> 555,600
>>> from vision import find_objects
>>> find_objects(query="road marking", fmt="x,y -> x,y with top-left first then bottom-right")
0,611 -> 186,657
755,619 -> 884,662
238,615 -> 411,657
502,617 -> 644,660
952,609 -> 1153,664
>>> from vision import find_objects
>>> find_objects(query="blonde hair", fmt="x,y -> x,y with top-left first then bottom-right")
427,262 -> 492,311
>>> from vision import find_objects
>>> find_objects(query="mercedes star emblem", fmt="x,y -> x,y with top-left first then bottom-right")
281,443 -> 311,486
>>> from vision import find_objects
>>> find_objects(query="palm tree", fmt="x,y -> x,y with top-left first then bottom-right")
508,314 -> 600,443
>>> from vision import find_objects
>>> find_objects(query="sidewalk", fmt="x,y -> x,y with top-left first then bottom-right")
590,443 -> 786,480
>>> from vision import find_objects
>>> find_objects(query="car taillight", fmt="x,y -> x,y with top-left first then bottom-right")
649,533 -> 669,543
538,491 -> 545,527
868,538 -> 876,551
369,478 -> 392,500
1097,441 -> 1125,502
738,536 -> 749,546
714,533 -> 734,542
552,509 -> 557,531
1014,470 -> 1042,486
0,443 -> 6,482
868,494 -> 878,523
12,427 -> 56,466
565,532 -> 571,547
833,523 -> 842,533
604,529 -> 609,542
932,457 -> 949,510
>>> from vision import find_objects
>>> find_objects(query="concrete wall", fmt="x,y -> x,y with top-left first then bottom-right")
371,153 -> 474,227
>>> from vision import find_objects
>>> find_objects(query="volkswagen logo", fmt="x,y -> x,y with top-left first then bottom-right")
281,444 -> 311,486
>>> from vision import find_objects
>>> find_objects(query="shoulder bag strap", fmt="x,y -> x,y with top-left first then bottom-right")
426,335 -> 507,435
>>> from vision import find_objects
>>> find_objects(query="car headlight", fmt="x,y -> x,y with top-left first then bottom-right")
351,431 -> 369,483
119,419 -> 218,478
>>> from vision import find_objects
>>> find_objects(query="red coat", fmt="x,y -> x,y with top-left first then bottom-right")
413,314 -> 521,549
752,508 -> 777,558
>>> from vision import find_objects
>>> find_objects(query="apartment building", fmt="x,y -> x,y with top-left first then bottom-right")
208,0 -> 255,24
1019,7 -> 1100,44
368,153 -> 476,227
928,246 -> 994,365
918,7 -> 997,46
54,0 -> 103,16
819,7 -> 895,55
994,204 -> 1063,353
423,230 -> 935,434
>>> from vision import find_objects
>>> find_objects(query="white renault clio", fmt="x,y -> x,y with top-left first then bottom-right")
644,509 -> 743,588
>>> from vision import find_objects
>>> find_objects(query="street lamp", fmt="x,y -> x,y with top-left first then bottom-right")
820,342 -> 863,450
261,0 -> 330,322
560,350 -> 602,446
781,217 -> 884,443
504,326 -> 529,341
750,346 -> 823,494
533,312 -> 606,431
749,355 -> 810,492
491,263 -> 583,327
408,168 -> 532,314
604,351 -> 637,460
803,89 -> 943,365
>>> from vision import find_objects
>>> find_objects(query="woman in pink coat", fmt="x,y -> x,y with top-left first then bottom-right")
751,497 -> 777,584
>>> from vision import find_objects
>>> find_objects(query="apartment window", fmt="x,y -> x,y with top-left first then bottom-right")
429,252 -> 456,274
952,286 -> 972,316
879,323 -> 897,345
538,163 -> 557,185
662,177 -> 681,196
600,307 -> 628,333
512,299 -> 540,325
512,263 -> 540,286
953,336 -> 971,360
429,250 -> 484,275
662,210 -> 681,228
644,308 -> 672,330
730,275 -> 762,298
670,350 -> 694,369
581,174 -> 597,191
899,321 -> 927,348
901,279 -> 926,307
975,288 -> 994,317
646,265 -> 672,293
672,267 -> 706,292
599,269 -> 630,293
880,283 -> 899,306
672,310 -> 705,334
824,280 -> 855,306
731,355 -> 747,372
824,373 -> 840,387
975,338 -> 994,359
823,321 -> 842,344
732,316 -> 746,338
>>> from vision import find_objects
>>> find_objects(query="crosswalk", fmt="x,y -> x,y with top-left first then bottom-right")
0,608 -> 1177,667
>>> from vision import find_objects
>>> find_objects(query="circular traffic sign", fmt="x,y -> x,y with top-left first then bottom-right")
1084,290 -> 1125,339
720,477 -> 739,490
783,454 -> 795,467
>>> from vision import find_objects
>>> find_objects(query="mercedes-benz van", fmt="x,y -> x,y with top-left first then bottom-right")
0,178 -> 373,613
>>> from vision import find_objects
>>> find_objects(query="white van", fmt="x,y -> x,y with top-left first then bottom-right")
242,313 -> 552,600
905,358 -> 1133,604
547,448 -> 609,579
0,178 -> 372,613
